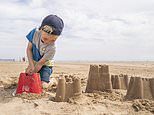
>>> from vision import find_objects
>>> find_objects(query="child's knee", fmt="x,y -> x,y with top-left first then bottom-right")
40,66 -> 53,83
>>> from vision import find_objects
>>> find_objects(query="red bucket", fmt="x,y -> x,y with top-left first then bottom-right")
16,73 -> 42,94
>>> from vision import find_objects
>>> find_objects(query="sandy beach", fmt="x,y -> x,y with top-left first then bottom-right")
0,61 -> 154,115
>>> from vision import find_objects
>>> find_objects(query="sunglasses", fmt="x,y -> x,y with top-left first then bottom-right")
41,25 -> 56,35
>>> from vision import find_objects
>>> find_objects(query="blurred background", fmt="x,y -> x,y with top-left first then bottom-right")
0,0 -> 154,61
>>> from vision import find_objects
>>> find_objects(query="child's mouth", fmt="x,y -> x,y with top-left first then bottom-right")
42,38 -> 48,43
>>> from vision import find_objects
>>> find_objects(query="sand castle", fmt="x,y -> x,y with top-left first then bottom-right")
55,64 -> 154,101
0,85 -> 4,91
55,75 -> 82,102
86,65 -> 112,93
0,81 -> 4,91
111,74 -> 129,90
125,77 -> 154,100
85,64 -> 154,101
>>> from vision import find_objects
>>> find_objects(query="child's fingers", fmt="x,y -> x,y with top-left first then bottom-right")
25,67 -> 32,74
25,68 -> 29,73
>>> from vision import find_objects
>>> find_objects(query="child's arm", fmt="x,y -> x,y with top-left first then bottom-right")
26,43 -> 55,74
34,46 -> 55,73
26,42 -> 35,73
33,58 -> 46,73
32,47 -> 55,73
26,42 -> 46,74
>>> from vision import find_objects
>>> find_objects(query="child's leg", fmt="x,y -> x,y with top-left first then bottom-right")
39,66 -> 53,83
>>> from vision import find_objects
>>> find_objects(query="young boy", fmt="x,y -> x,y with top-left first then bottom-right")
25,14 -> 64,88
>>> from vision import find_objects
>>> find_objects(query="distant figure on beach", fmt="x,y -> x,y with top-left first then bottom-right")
22,57 -> 25,62
25,15 -> 64,88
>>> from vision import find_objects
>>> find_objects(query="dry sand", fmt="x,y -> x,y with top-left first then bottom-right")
0,61 -> 154,115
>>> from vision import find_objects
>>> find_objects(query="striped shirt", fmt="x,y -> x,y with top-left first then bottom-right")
26,28 -> 55,66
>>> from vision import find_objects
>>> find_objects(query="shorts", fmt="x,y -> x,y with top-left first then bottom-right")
39,66 -> 53,83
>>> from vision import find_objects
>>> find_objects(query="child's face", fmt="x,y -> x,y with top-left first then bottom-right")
40,30 -> 59,44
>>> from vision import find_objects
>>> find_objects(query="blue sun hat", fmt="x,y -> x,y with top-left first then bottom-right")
40,15 -> 64,35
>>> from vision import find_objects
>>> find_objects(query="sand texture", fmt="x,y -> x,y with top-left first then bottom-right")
0,61 -> 154,115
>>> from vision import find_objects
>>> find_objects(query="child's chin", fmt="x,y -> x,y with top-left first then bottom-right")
43,41 -> 49,44
43,40 -> 55,44
48,41 -> 55,44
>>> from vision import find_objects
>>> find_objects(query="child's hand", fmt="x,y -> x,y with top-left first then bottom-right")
25,65 -> 35,75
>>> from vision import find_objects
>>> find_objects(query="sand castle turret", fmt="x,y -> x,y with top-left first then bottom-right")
111,74 -> 129,90
73,77 -> 82,96
55,75 -> 66,102
0,81 -> 4,91
150,78 -> 154,98
55,75 -> 82,102
125,77 -> 154,100
86,65 -> 112,93
0,85 -> 4,91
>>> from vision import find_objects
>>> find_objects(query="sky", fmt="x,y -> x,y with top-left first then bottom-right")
0,0 -> 154,61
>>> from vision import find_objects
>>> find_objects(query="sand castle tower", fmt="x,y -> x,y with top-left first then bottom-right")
86,65 -> 112,93
125,77 -> 154,100
55,75 -> 66,102
0,81 -> 4,91
111,74 -> 129,90
55,75 -> 82,102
